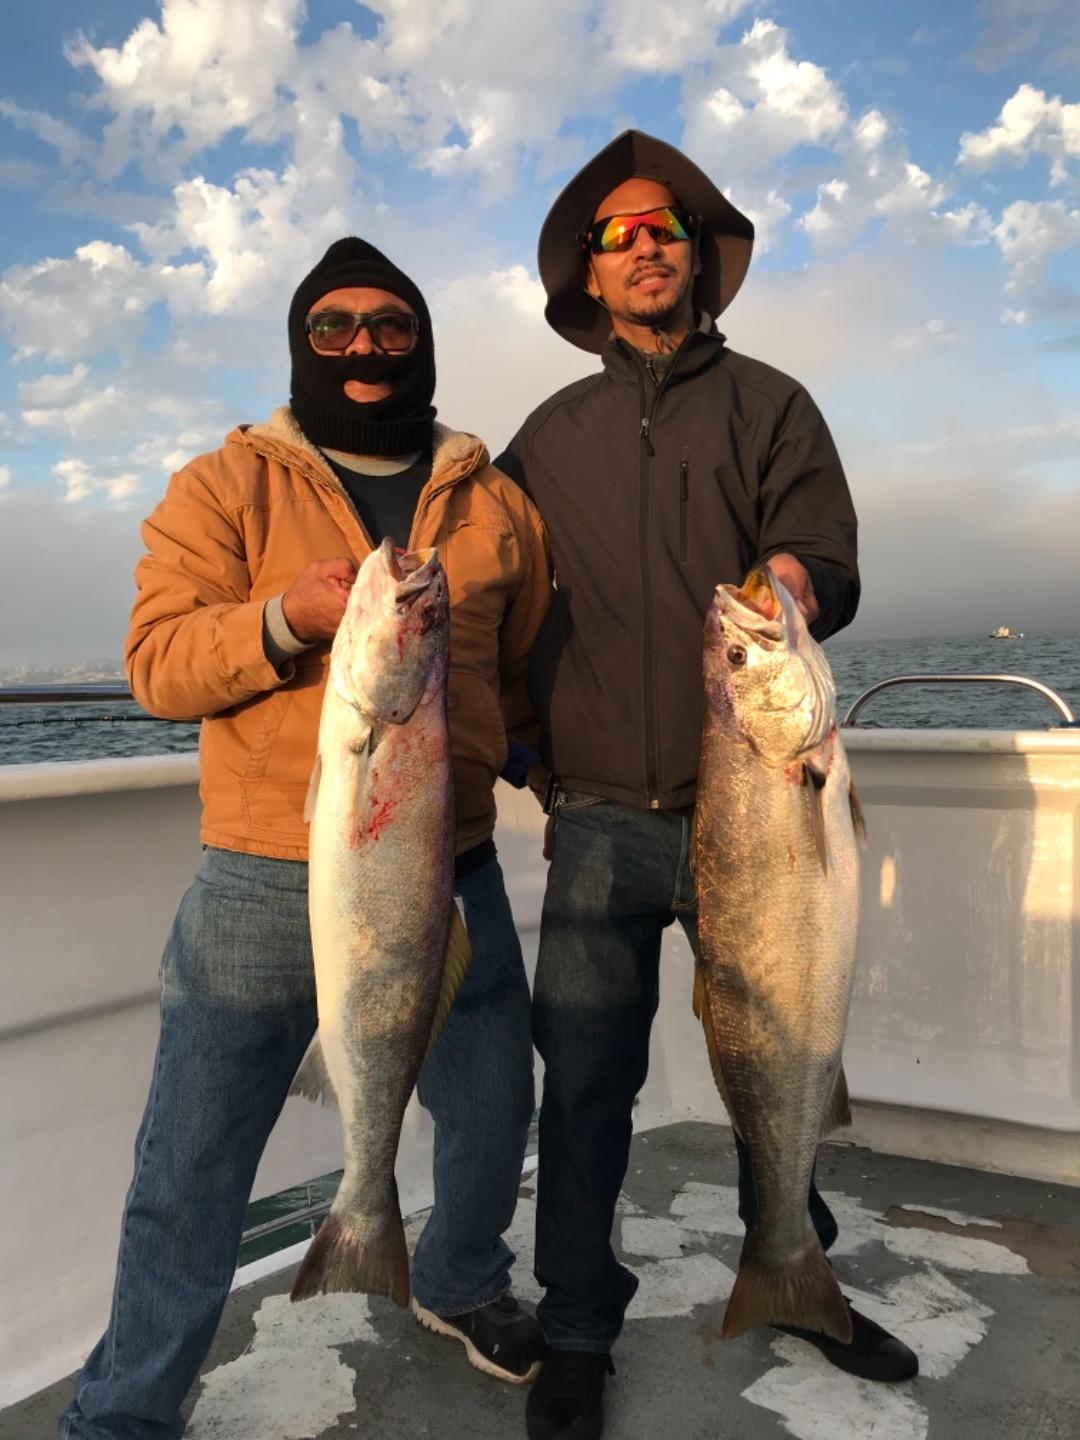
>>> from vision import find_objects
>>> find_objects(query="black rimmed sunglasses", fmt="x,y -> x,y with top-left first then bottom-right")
305,308 -> 421,354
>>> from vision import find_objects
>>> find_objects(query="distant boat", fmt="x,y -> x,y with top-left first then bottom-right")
989,626 -> 1024,639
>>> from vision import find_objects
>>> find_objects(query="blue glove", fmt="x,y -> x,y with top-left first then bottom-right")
500,740 -> 541,788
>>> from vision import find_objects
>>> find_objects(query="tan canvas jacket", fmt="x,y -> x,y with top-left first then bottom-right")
125,407 -> 551,860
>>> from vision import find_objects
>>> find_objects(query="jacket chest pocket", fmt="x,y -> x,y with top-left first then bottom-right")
443,520 -> 517,632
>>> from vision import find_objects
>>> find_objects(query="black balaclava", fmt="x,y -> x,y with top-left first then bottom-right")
288,237 -> 436,457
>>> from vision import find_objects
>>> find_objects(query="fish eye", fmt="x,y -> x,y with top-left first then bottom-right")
727,644 -> 748,667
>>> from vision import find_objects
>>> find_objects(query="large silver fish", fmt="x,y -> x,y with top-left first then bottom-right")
290,539 -> 469,1306
692,567 -> 863,1343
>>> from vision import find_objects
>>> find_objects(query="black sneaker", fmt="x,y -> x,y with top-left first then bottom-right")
525,1350 -> 615,1440
411,1293 -> 545,1384
773,1298 -> 919,1382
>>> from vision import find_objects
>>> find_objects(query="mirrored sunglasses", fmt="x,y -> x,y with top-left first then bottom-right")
582,207 -> 698,255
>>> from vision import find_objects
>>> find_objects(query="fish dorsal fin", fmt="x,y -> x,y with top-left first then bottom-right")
289,1033 -> 337,1108
425,902 -> 473,1056
803,761 -> 829,875
849,781 -> 868,845
821,1063 -> 852,1135
693,963 -> 742,1137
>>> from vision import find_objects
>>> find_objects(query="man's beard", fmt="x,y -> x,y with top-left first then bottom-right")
615,268 -> 692,332
620,293 -> 683,329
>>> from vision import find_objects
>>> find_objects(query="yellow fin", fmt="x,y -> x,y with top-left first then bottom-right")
425,902 -> 473,1056
693,964 -> 741,1136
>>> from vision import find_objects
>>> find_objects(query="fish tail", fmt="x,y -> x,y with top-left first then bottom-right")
290,1204 -> 410,1307
721,1233 -> 851,1343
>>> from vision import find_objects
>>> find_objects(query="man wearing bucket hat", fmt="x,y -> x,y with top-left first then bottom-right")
495,132 -> 917,1440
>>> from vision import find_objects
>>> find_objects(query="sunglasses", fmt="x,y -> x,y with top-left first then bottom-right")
582,206 -> 698,255
305,308 -> 420,354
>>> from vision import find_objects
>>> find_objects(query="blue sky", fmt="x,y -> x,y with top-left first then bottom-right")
0,0 -> 1078,662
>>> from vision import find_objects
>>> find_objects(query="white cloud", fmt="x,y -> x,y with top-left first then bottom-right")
0,242 -> 158,361
0,99 -> 95,171
431,265 -> 593,446
17,365 -> 91,407
994,198 -> 1080,289
732,189 -> 792,254
53,457 -> 141,505
683,18 -> 847,181
132,163 -> 355,316
23,387 -> 126,440
0,465 -> 11,491
603,0 -> 754,72
65,0 -> 303,177
801,108 -> 993,252
958,83 -> 1080,187
1002,307 -> 1030,324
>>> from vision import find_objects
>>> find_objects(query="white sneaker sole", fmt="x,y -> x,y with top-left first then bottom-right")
411,1298 -> 542,1386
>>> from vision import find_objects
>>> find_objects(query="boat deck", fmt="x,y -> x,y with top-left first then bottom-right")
8,1120 -> 1079,1440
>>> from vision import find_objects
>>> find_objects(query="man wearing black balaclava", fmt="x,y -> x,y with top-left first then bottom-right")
61,239 -> 552,1440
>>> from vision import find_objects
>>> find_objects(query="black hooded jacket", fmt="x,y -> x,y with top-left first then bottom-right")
494,325 -> 859,811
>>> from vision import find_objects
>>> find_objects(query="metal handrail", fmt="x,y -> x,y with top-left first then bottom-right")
0,683 -> 136,705
844,673 -> 1077,727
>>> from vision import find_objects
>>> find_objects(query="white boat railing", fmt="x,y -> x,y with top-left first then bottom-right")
2,683 -> 1080,1405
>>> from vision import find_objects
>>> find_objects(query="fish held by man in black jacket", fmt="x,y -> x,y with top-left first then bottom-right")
692,566 -> 866,1343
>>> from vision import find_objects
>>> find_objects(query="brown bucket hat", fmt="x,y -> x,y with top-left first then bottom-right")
538,129 -> 755,354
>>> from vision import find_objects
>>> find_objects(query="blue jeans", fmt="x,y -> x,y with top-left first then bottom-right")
533,793 -> 838,1353
60,846 -> 533,1440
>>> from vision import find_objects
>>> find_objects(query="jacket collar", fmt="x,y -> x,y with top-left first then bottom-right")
234,406 -> 490,492
599,313 -> 727,386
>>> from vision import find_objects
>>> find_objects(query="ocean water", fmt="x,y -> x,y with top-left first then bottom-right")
1,632 -> 1078,766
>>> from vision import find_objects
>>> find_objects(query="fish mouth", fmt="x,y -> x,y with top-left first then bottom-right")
382,542 -> 441,607
714,567 -> 786,643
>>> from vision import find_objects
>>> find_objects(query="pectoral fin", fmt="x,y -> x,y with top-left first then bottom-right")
425,902 -> 473,1056
803,761 -> 829,875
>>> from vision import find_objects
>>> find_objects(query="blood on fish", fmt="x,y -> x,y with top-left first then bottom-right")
349,791 -> 399,847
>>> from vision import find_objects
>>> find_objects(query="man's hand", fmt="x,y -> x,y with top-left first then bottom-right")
766,552 -> 819,625
282,558 -> 358,643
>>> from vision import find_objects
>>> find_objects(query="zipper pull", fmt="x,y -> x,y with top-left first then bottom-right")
640,415 -> 650,442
